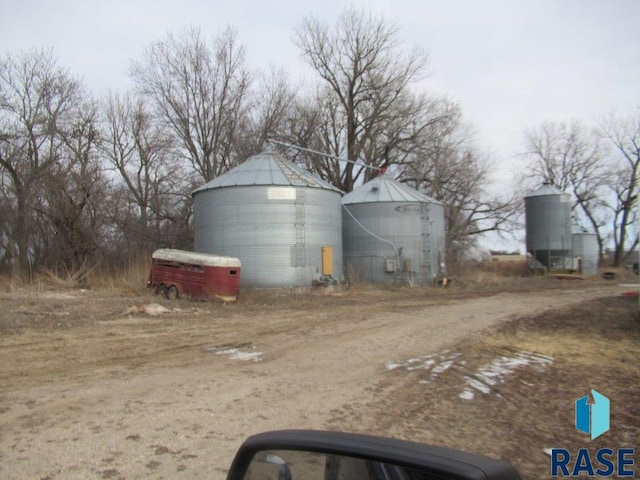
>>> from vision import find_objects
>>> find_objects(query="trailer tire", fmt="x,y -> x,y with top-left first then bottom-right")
157,284 -> 168,298
167,285 -> 179,300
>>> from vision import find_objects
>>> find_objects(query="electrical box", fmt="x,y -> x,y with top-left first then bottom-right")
385,259 -> 396,272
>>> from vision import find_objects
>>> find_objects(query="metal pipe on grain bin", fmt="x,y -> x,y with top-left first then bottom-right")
148,249 -> 241,302
267,139 -> 386,173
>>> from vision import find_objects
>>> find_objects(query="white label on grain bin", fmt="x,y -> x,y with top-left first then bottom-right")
268,187 -> 296,200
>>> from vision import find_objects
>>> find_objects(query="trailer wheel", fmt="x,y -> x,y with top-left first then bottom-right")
167,285 -> 179,300
156,284 -> 168,298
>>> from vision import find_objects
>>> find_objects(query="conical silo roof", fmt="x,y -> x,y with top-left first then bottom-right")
524,183 -> 567,198
342,176 -> 442,205
193,151 -> 343,194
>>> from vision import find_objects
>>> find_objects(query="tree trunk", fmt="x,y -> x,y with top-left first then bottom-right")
14,193 -> 31,280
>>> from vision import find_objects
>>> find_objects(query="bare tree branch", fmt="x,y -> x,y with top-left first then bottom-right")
130,26 -> 251,182
293,8 -> 429,192
599,110 -> 640,266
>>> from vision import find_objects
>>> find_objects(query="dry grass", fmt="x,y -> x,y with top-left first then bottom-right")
1,256 -> 632,307
344,261 -> 367,286
87,257 -> 152,294
449,260 -> 548,291
457,259 -> 529,277
451,259 -> 640,289
0,257 -> 153,295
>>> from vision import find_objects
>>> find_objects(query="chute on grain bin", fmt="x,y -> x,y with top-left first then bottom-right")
192,150 -> 344,288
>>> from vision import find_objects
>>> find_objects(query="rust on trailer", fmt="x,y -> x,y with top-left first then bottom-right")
148,249 -> 241,301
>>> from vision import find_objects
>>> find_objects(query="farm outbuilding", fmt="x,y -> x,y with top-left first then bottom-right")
193,151 -> 344,288
342,176 -> 445,285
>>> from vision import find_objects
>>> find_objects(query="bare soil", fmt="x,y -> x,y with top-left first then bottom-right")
0,279 -> 636,479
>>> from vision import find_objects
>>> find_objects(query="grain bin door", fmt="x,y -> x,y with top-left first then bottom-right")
322,246 -> 333,276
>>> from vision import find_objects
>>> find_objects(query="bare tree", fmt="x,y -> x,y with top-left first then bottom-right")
234,66 -> 296,161
276,89 -> 348,186
35,99 -> 111,273
100,91 -> 191,256
294,8 -> 429,192
0,49 -> 84,277
0,170 -> 13,270
599,111 -> 639,266
399,106 -> 519,263
130,26 -> 251,182
522,120 -> 609,261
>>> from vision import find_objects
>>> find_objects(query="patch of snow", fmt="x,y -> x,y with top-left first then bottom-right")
385,363 -> 404,371
385,354 -> 436,372
464,376 -> 491,394
461,351 -> 553,397
207,346 -> 264,363
387,349 -> 554,400
459,390 -> 475,400
432,360 -> 455,374
228,351 -> 263,362
407,359 -> 436,371
535,353 -> 554,362
406,357 -> 424,364
475,371 -> 498,386
214,348 -> 239,355
386,351 -> 461,384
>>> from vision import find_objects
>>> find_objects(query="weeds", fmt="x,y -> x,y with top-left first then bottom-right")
0,256 -> 153,295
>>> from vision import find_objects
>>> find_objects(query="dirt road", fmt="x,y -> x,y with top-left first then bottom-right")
0,284 -> 619,479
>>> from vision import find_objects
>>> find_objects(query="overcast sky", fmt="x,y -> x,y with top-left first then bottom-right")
1,0 -> 639,251
2,0 -> 638,175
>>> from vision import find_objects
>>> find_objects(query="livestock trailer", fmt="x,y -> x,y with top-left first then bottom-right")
148,249 -> 241,301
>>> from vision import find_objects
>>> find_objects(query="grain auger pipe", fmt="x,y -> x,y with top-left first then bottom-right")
266,139 -> 387,174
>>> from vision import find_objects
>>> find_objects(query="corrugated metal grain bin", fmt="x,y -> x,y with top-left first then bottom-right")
524,183 -> 573,270
572,233 -> 599,276
193,151 -> 344,288
342,176 -> 445,285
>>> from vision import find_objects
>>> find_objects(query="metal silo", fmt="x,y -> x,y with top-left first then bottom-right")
342,176 -> 445,285
193,151 -> 344,288
572,233 -> 599,276
524,183 -> 573,270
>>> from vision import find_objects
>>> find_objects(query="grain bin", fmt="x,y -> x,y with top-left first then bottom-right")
572,233 -> 599,276
342,176 -> 445,285
193,151 -> 344,288
524,183 -> 573,270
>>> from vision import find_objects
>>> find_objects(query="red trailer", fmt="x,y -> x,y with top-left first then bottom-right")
148,249 -> 241,301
